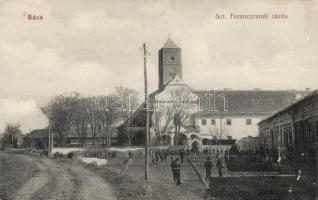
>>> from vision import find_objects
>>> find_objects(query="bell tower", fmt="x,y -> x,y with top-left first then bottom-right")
158,38 -> 182,89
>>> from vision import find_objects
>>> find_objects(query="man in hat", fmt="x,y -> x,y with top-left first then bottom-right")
173,157 -> 182,186
216,156 -> 223,178
204,157 -> 213,182
170,157 -> 177,182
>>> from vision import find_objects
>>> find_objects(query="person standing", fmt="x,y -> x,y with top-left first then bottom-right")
170,157 -> 177,182
204,157 -> 213,182
179,149 -> 185,163
151,151 -> 156,164
174,157 -> 182,186
216,156 -> 223,178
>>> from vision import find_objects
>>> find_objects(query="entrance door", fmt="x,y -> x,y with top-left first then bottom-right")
191,140 -> 200,153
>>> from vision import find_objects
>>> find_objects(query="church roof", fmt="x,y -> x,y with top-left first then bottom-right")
149,74 -> 191,98
162,38 -> 180,49
192,90 -> 311,117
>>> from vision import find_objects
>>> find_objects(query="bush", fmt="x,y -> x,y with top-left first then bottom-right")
87,161 -> 98,168
53,152 -> 62,158
67,152 -> 74,159
42,150 -> 49,156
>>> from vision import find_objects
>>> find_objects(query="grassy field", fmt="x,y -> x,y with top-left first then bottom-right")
84,156 -> 205,199
208,176 -> 314,200
103,154 -> 316,200
0,152 -> 38,199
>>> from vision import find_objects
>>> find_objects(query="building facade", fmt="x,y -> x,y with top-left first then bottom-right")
258,90 -> 318,161
118,38 -> 310,153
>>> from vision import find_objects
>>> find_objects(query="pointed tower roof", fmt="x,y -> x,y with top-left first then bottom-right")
162,38 -> 180,49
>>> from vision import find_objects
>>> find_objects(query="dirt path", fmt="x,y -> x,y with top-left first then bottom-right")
71,165 -> 116,200
11,156 -> 50,200
11,155 -> 116,200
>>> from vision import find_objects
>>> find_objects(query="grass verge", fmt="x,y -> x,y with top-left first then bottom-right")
208,176 -> 314,200
0,152 -> 38,199
76,160 -> 202,200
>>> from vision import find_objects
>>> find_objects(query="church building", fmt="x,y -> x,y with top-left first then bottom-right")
117,38 -> 310,152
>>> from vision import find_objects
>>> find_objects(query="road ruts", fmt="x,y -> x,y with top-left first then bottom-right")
11,155 -> 116,200
70,164 -> 117,200
11,156 -> 50,200
32,158 -> 78,200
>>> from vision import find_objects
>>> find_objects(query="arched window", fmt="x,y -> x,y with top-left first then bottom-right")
201,119 -> 207,125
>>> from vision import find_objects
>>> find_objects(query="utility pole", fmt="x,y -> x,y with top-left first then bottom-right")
29,128 -> 32,149
11,134 -> 13,149
48,125 -> 51,153
51,130 -> 54,150
143,43 -> 150,180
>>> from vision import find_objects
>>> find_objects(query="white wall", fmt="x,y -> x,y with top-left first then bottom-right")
195,116 -> 266,139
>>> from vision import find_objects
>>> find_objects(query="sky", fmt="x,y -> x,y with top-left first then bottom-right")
0,0 -> 317,133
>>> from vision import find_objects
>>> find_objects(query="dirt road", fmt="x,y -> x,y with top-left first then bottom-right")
11,155 -> 116,200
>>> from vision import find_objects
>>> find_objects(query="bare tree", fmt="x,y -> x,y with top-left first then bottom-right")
87,97 -> 99,147
2,123 -> 22,148
73,97 -> 91,147
152,106 -> 174,146
95,93 -> 122,147
116,86 -> 140,146
42,92 -> 79,146
151,87 -> 194,146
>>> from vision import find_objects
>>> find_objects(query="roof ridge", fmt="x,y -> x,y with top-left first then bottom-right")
162,38 -> 180,49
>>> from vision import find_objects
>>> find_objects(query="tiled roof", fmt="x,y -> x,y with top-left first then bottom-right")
26,129 -> 52,139
192,90 -> 311,116
259,89 -> 318,124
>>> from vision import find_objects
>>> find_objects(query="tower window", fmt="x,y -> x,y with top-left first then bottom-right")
246,119 -> 252,125
201,119 -> 207,126
170,56 -> 175,61
226,119 -> 231,126
211,119 -> 216,125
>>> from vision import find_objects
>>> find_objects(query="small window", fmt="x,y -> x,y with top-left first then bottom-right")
170,56 -> 175,61
246,119 -> 252,125
211,119 -> 216,125
226,119 -> 231,126
201,119 -> 207,125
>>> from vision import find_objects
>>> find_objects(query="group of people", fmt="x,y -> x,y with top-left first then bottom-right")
169,154 -> 225,186
151,149 -> 186,164
204,155 -> 224,182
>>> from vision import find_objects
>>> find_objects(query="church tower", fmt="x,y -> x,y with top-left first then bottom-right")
158,38 -> 182,89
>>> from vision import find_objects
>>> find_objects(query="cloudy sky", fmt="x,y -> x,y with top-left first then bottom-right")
0,0 -> 317,133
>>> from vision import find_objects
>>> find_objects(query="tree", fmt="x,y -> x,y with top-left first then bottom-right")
42,92 -> 79,146
208,118 -> 229,149
2,123 -> 22,148
152,105 -> 174,146
73,96 -> 90,147
87,97 -> 99,147
95,93 -> 122,147
116,86 -> 140,146
151,87 -> 194,146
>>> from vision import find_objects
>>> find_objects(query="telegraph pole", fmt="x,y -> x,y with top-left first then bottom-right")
143,43 -> 150,180
29,128 -> 32,149
48,125 -> 51,152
